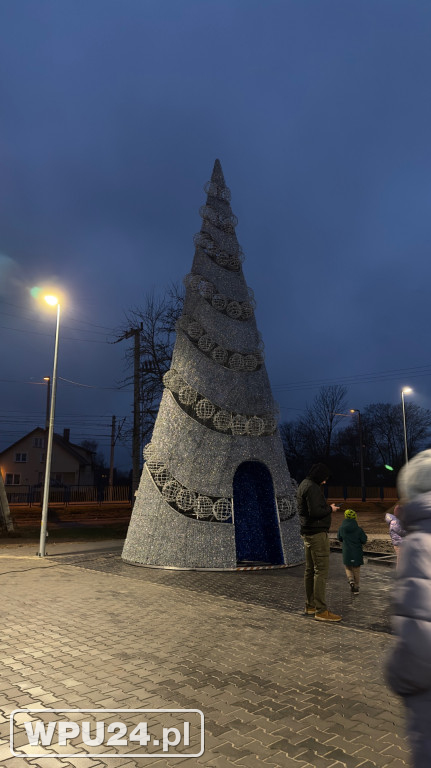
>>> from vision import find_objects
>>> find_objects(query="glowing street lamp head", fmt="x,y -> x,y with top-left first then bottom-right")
402,387 -> 413,396
44,295 -> 59,307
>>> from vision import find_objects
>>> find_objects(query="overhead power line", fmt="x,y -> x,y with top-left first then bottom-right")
0,324 -> 110,344
272,363 -> 431,392
0,300 -> 117,333
0,378 -> 132,392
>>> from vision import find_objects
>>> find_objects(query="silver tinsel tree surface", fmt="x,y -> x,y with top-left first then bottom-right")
122,160 -> 304,570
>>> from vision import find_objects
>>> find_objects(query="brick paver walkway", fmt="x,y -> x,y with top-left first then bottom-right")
0,540 -> 410,768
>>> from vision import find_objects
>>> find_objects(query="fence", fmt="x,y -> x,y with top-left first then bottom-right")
327,486 -> 397,501
5,485 -> 132,506
5,483 -> 398,507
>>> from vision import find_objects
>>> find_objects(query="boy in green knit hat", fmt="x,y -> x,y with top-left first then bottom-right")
337,509 -> 367,594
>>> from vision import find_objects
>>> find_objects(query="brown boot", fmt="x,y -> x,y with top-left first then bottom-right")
315,610 -> 342,622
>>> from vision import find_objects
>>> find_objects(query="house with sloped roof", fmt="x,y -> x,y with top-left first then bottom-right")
0,427 -> 95,487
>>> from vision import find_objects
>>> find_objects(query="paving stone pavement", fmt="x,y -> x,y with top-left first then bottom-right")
0,540 -> 411,768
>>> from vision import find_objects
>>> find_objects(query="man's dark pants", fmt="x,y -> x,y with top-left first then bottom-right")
302,531 -> 330,613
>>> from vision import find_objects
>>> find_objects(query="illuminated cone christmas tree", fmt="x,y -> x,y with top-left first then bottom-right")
122,160 -> 303,569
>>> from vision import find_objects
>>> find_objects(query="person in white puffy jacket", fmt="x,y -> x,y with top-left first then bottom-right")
385,449 -> 431,768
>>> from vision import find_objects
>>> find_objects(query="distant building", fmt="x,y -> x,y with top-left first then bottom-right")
0,428 -> 95,487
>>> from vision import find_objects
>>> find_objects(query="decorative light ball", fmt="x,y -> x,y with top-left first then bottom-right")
193,232 -> 206,248
229,254 -> 241,270
199,204 -> 211,221
213,498 -> 232,521
199,281 -> 215,300
277,497 -> 290,515
213,410 -> 232,432
176,488 -> 196,511
203,180 -> 216,196
178,385 -> 198,406
216,251 -> 229,267
143,443 -> 155,462
193,495 -> 213,518
216,214 -> 228,231
154,467 -> 171,487
277,496 -> 297,521
226,301 -> 242,319
198,334 -> 216,352
195,398 -> 215,420
203,236 -> 216,255
246,416 -> 264,436
163,369 -> 176,388
187,321 -> 204,340
162,480 -> 181,502
194,232 -> 214,254
146,459 -> 166,473
263,414 -> 278,433
212,294 -> 227,311
189,274 -> 202,291
228,353 -> 244,371
231,414 -> 247,435
212,346 -> 228,364
163,369 -> 184,393
243,354 -> 257,371
240,302 -> 254,320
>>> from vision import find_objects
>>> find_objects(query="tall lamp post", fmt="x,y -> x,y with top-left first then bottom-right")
43,377 -> 50,429
38,296 -> 61,557
401,387 -> 412,465
349,409 -> 365,502
333,410 -> 366,501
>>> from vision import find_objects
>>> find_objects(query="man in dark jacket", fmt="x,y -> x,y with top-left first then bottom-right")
297,463 -> 341,622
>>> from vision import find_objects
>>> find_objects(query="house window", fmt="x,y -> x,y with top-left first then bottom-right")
5,474 -> 20,485
15,453 -> 27,463
40,453 -> 46,463
34,437 -> 45,448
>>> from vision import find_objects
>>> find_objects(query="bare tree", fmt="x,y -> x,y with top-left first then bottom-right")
301,385 -> 348,457
280,385 -> 348,478
362,402 -> 431,470
116,283 -> 184,459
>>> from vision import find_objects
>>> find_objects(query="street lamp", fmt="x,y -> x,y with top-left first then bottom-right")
333,410 -> 366,501
39,295 -> 61,557
401,387 -> 413,465
349,409 -> 365,502
43,377 -> 50,429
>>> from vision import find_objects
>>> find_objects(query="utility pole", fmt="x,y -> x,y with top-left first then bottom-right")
114,323 -> 143,500
108,415 -> 116,500
357,410 -> 366,503
0,472 -> 14,533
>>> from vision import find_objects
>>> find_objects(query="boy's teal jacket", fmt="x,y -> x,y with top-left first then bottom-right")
337,518 -> 367,566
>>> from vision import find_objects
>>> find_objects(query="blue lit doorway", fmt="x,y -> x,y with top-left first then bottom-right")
233,461 -> 284,565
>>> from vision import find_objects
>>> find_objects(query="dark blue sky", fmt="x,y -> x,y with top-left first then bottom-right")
1,0 -> 431,470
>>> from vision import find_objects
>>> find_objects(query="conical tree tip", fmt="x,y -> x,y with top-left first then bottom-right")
211,158 -> 226,186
